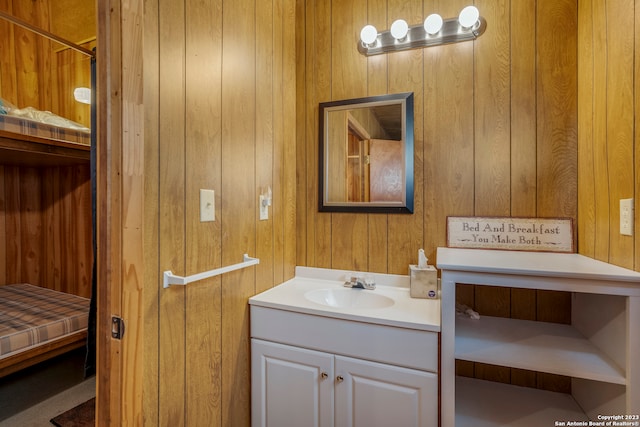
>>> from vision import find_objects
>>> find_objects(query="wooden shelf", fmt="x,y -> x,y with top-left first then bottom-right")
439,248 -> 640,427
456,376 -> 588,427
0,129 -> 90,167
456,315 -> 626,385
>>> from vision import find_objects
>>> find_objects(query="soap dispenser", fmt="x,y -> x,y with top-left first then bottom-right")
409,249 -> 438,299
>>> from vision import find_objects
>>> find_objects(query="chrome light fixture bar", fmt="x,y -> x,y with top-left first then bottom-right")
358,8 -> 486,57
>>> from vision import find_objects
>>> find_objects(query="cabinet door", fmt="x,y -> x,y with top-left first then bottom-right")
335,355 -> 438,427
252,339 -> 334,427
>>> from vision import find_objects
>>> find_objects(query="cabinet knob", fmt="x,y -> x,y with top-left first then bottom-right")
336,375 -> 344,382
321,372 -> 328,380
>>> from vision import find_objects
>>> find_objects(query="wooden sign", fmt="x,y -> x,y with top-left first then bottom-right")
447,217 -> 574,253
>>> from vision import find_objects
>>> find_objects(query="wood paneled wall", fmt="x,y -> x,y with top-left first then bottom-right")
0,0 -> 94,298
137,0 -> 297,425
0,0 -> 94,128
297,1 -> 578,279
296,0 -> 578,391
0,164 -> 92,297
577,0 -> 638,271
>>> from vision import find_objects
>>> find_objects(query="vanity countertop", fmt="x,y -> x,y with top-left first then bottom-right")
249,266 -> 441,332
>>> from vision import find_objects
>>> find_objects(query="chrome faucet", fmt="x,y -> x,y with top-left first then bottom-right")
343,276 -> 376,290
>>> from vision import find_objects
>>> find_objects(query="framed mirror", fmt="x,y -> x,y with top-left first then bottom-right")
319,92 -> 414,213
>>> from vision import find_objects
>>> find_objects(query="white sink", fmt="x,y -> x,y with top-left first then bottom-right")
304,288 -> 394,309
249,266 -> 441,332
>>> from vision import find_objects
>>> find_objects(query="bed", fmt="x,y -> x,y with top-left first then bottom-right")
0,108 -> 91,377
0,9 -> 96,379
0,284 -> 90,378
0,103 -> 91,166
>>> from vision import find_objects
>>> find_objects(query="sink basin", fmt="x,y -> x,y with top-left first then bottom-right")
304,288 -> 394,309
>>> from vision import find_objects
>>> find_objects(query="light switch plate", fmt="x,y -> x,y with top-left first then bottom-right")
259,195 -> 268,220
200,189 -> 215,222
620,198 -> 633,236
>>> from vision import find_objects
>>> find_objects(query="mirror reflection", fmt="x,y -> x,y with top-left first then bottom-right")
319,92 -> 414,213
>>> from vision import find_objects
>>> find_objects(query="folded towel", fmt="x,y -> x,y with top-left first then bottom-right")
456,303 -> 480,320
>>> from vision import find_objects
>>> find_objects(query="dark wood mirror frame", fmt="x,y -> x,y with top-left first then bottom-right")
318,92 -> 414,213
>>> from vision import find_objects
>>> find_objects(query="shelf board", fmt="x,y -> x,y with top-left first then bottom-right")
456,376 -> 588,427
437,247 -> 640,287
456,315 -> 625,385
0,130 -> 90,167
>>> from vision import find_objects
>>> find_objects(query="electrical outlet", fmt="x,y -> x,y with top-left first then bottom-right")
620,198 -> 633,236
200,189 -> 215,222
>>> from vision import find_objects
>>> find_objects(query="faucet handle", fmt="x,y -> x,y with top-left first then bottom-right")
344,276 -> 359,288
362,276 -> 376,290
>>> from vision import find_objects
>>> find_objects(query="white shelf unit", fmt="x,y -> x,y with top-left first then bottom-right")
438,247 -> 640,427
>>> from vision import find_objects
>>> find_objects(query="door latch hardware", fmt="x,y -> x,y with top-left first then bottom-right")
111,316 -> 125,340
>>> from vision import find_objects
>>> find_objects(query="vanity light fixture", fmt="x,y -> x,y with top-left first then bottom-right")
357,6 -> 486,56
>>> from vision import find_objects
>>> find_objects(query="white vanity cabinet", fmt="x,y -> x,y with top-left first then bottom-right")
252,339 -> 437,427
251,339 -> 333,427
249,267 -> 441,427
437,247 -> 640,427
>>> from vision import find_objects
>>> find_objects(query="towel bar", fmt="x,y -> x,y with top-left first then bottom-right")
163,254 -> 260,288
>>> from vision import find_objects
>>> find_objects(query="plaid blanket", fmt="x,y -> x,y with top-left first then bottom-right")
0,114 -> 90,145
0,284 -> 89,358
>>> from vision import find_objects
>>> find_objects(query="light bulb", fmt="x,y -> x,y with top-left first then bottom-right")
73,87 -> 91,104
390,19 -> 409,40
360,25 -> 378,45
423,14 -> 443,35
458,6 -> 479,29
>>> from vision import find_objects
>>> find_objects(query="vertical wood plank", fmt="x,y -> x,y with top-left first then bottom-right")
60,167 -> 74,293
256,0 -> 276,293
591,0 -> 610,261
12,0 -> 40,108
282,0 -> 298,281
606,0 -> 634,269
5,166 -> 20,284
387,0 -> 423,275
272,0 -> 285,287
142,0 -> 160,423
119,0 -> 145,422
74,165 -> 92,297
577,0 -> 596,258
536,0 -> 578,223
96,0 -> 124,422
42,168 -> 59,290
158,0 -> 187,423
309,0 -> 332,268
34,0 -> 52,112
0,0 -> 18,104
511,0 -> 537,217
221,0 -> 256,424
295,0 -> 308,267
19,168 -> 42,286
636,0 -> 640,272
184,0 -> 223,423
474,0 -> 511,217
